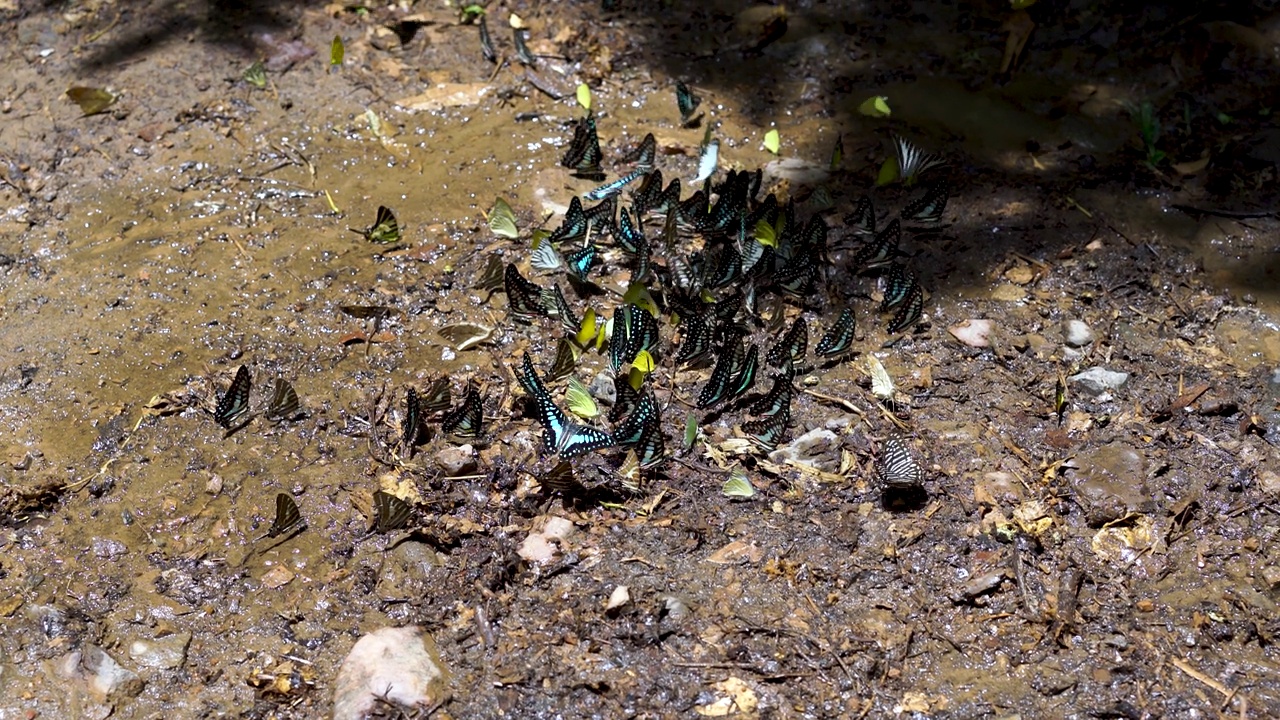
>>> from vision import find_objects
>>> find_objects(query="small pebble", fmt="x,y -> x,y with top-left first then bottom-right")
948,318 -> 993,348
436,445 -> 477,476
1064,320 -> 1094,348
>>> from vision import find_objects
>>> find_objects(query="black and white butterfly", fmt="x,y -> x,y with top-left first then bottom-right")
264,378 -> 300,422
419,377 -> 452,414
766,316 -> 808,372
845,194 -> 876,235
879,436 -> 923,488
372,490 -> 414,533
441,384 -> 484,438
265,493 -> 305,539
892,135 -> 946,183
561,115 -> 605,180
215,365 -> 253,430
504,263 -> 548,321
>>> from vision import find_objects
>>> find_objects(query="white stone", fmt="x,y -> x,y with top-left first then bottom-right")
332,627 -> 449,720
1064,320 -> 1095,348
1069,367 -> 1129,396
948,318 -> 993,348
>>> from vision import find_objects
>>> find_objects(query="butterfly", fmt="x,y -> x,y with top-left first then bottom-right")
530,237 -> 564,273
518,353 -> 614,458
748,374 -> 793,417
879,436 -> 923,488
548,196 -> 590,247
853,218 -> 901,269
901,180 -> 949,226
561,115 -> 604,180
548,284 -> 579,334
620,132 -> 657,173
264,378 -> 300,421
441,384 -> 484,438
845,194 -> 876,235
632,406 -> 665,468
512,26 -> 536,66
547,337 -> 578,383
892,135 -> 946,183
704,246 -> 743,290
348,206 -> 400,244
215,365 -> 253,430
563,243 -> 598,283
504,263 -> 548,321
766,316 -> 808,371
880,264 -> 919,311
675,312 -> 714,365
743,406 -> 789,452
609,304 -> 658,372
615,207 -> 645,254
727,344 -> 760,401
372,490 -> 413,533
696,339 -> 744,409
420,376 -> 452,414
692,139 -> 719,185
565,376 -> 600,419
265,493 -> 305,538
488,197 -> 519,238
609,373 -> 640,424
632,231 -> 652,284
540,459 -> 581,494
886,282 -> 924,334
630,169 -> 664,220
815,308 -> 856,357
583,195 -> 618,239
402,387 -> 423,451
771,251 -> 818,297
584,168 -> 648,202
677,189 -> 711,232
676,80 -> 702,127
474,254 -> 506,297
478,15 -> 497,64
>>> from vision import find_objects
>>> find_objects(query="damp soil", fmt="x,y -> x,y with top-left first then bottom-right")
2,1 -> 1280,718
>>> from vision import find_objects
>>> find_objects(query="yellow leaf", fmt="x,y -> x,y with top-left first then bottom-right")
575,307 -> 598,347
576,83 -> 592,111
632,349 -> 656,374
622,284 -> 659,317
66,86 -> 116,116
627,366 -> 646,391
875,157 -> 899,186
857,95 -> 891,118
330,35 -> 345,66
763,129 -> 781,154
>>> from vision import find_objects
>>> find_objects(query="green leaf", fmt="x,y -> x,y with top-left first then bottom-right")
576,83 -> 592,111
857,95 -> 891,118
565,377 -> 600,419
830,134 -> 843,171
462,4 -> 485,20
763,129 -> 781,154
242,62 -> 267,88
875,157 -> 899,186
683,412 -> 698,450
331,35 -> 345,66
722,469 -> 755,498
754,218 -> 777,248
488,197 -> 519,238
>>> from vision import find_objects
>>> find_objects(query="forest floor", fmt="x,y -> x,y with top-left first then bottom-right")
1,1 -> 1279,718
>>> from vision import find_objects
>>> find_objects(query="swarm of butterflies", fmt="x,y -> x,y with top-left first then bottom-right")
473,82 -> 943,490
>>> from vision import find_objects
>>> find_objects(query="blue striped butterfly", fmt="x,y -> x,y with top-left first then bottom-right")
584,168 -> 648,202
561,115 -> 604,180
704,246 -> 742,290
632,231 -> 652,284
504,263 -> 548,321
901,180 -> 949,226
879,436 -> 923,488
880,264 -> 918,312
548,196 -> 589,246
512,26 -> 536,66
727,344 -> 760,401
696,339 -> 744,408
748,374 -> 793,417
766,316 -> 807,371
771,250 -> 818,297
616,207 -> 644,254
632,401 -> 665,468
677,189 -> 711,232
584,195 -> 618,239
441,384 -> 484,438
853,218 -> 901,269
886,283 -> 924,334
612,390 -> 658,446
478,15 -> 497,64
676,80 -> 702,127
630,169 -> 664,219
402,386 -> 423,453
609,373 -> 640,424
675,312 -> 714,365
743,406 -> 788,452
816,308 -> 856,357
420,377 -> 452,414
518,353 -> 614,457
215,365 -> 253,430
563,243 -> 598,283
609,304 -> 658,372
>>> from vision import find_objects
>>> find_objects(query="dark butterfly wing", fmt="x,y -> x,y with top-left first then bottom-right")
766,316 -> 808,370
748,374 -> 793,417
772,252 -> 817,297
632,231 -> 652,284
519,353 -> 570,453
886,283 -> 924,334
815,308 -> 856,357
215,365 -> 253,429
853,218 -> 900,269
549,284 -> 580,334
583,195 -> 618,239
478,16 -> 497,64
560,115 -> 604,180
696,340 -> 743,409
563,243 -> 598,283
880,264 -> 918,311
513,26 -> 536,66
541,459 -> 580,494
633,406 -> 665,468
441,385 -> 484,438
609,375 -> 640,424
628,305 -> 659,356
267,493 -> 305,538
619,132 -> 657,173
584,168 -> 647,202
549,196 -> 590,246
368,206 -> 400,244
845,194 -> 876,235
556,421 -> 615,458
474,254 -> 505,296
675,313 -> 714,365
613,391 -> 658,446
339,305 -> 397,320
677,189 -> 711,233
609,304 -> 658,371
402,386 -> 422,449
704,246 -> 742,290
743,407 -> 789,452
615,208 -> 644,254
547,337 -> 577,383
630,169 -> 663,220
879,436 -> 923,488
901,180 -> 949,226
373,490 -> 413,533
675,80 -> 702,127
727,344 -> 760,401
264,378 -> 300,421
657,177 -> 683,216
420,377 -> 452,414
504,263 -> 547,321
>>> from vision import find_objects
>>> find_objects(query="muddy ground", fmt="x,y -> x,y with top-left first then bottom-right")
2,0 -> 1280,718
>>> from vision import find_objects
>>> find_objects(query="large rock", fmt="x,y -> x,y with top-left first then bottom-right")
332,626 -> 450,720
